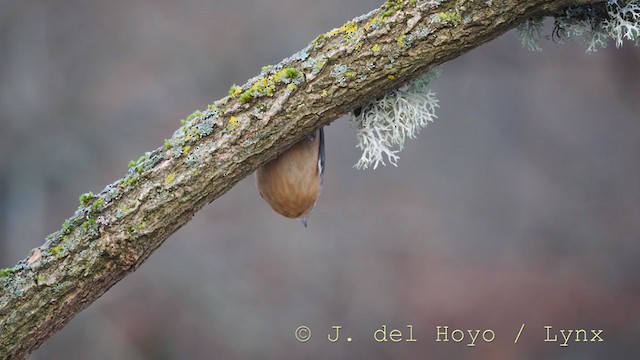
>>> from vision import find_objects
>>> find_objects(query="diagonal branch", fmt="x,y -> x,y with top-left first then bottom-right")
0,0 -> 601,358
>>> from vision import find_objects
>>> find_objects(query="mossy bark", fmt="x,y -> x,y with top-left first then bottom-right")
0,0 -> 600,358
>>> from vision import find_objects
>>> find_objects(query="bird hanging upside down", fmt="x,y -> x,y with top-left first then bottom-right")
255,128 -> 325,227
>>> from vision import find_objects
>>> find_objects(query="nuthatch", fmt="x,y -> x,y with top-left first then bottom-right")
256,128 -> 325,227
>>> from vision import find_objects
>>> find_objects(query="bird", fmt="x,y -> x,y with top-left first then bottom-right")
255,128 -> 325,227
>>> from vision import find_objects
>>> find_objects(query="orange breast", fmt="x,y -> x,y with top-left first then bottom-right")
255,133 -> 321,218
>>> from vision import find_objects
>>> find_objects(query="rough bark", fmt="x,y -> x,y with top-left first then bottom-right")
0,0 -> 601,358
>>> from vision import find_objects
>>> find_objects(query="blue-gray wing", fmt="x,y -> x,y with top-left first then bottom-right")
318,127 -> 325,185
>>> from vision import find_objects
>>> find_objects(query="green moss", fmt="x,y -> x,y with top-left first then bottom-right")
91,197 -> 104,211
82,219 -> 97,229
286,84 -> 298,91
81,218 -> 99,237
79,192 -> 96,206
392,2 -> 405,11
164,138 -> 172,150
438,11 -> 462,26
312,33 -> 326,46
237,66 -> 303,104
254,77 -> 276,96
280,67 -> 300,81
128,153 -> 148,170
379,0 -> 410,19
239,91 -> 254,103
33,275 -> 44,285
49,244 -> 64,256
127,221 -> 147,237
0,267 -> 16,277
185,110 -> 202,123
125,176 -> 139,186
239,78 -> 271,103
61,219 -> 73,235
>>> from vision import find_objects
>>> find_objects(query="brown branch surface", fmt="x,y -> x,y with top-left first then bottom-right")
0,0 -> 600,358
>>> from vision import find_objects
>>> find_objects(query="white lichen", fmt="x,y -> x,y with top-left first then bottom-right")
519,0 -> 640,52
420,0 -> 442,10
331,64 -> 349,84
584,29 -> 611,52
517,18 -> 545,52
604,0 -> 640,47
350,70 -> 440,169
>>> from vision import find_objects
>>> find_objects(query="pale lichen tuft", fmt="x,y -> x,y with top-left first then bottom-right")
350,70 -> 441,169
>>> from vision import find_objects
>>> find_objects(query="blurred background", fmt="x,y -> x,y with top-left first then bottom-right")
1,0 -> 639,359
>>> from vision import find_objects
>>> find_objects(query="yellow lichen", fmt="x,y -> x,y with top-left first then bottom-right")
228,84 -> 242,97
438,11 -> 462,26
340,21 -> 358,34
239,67 -> 301,103
326,20 -> 358,37
275,67 -> 301,83
228,116 -> 240,129
164,172 -> 176,187
364,13 -> 383,30
397,34 -> 407,47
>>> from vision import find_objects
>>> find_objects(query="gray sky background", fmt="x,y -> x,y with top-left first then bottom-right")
1,1 -> 639,359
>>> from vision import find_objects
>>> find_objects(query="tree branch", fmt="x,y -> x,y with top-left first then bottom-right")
0,0 -> 601,358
